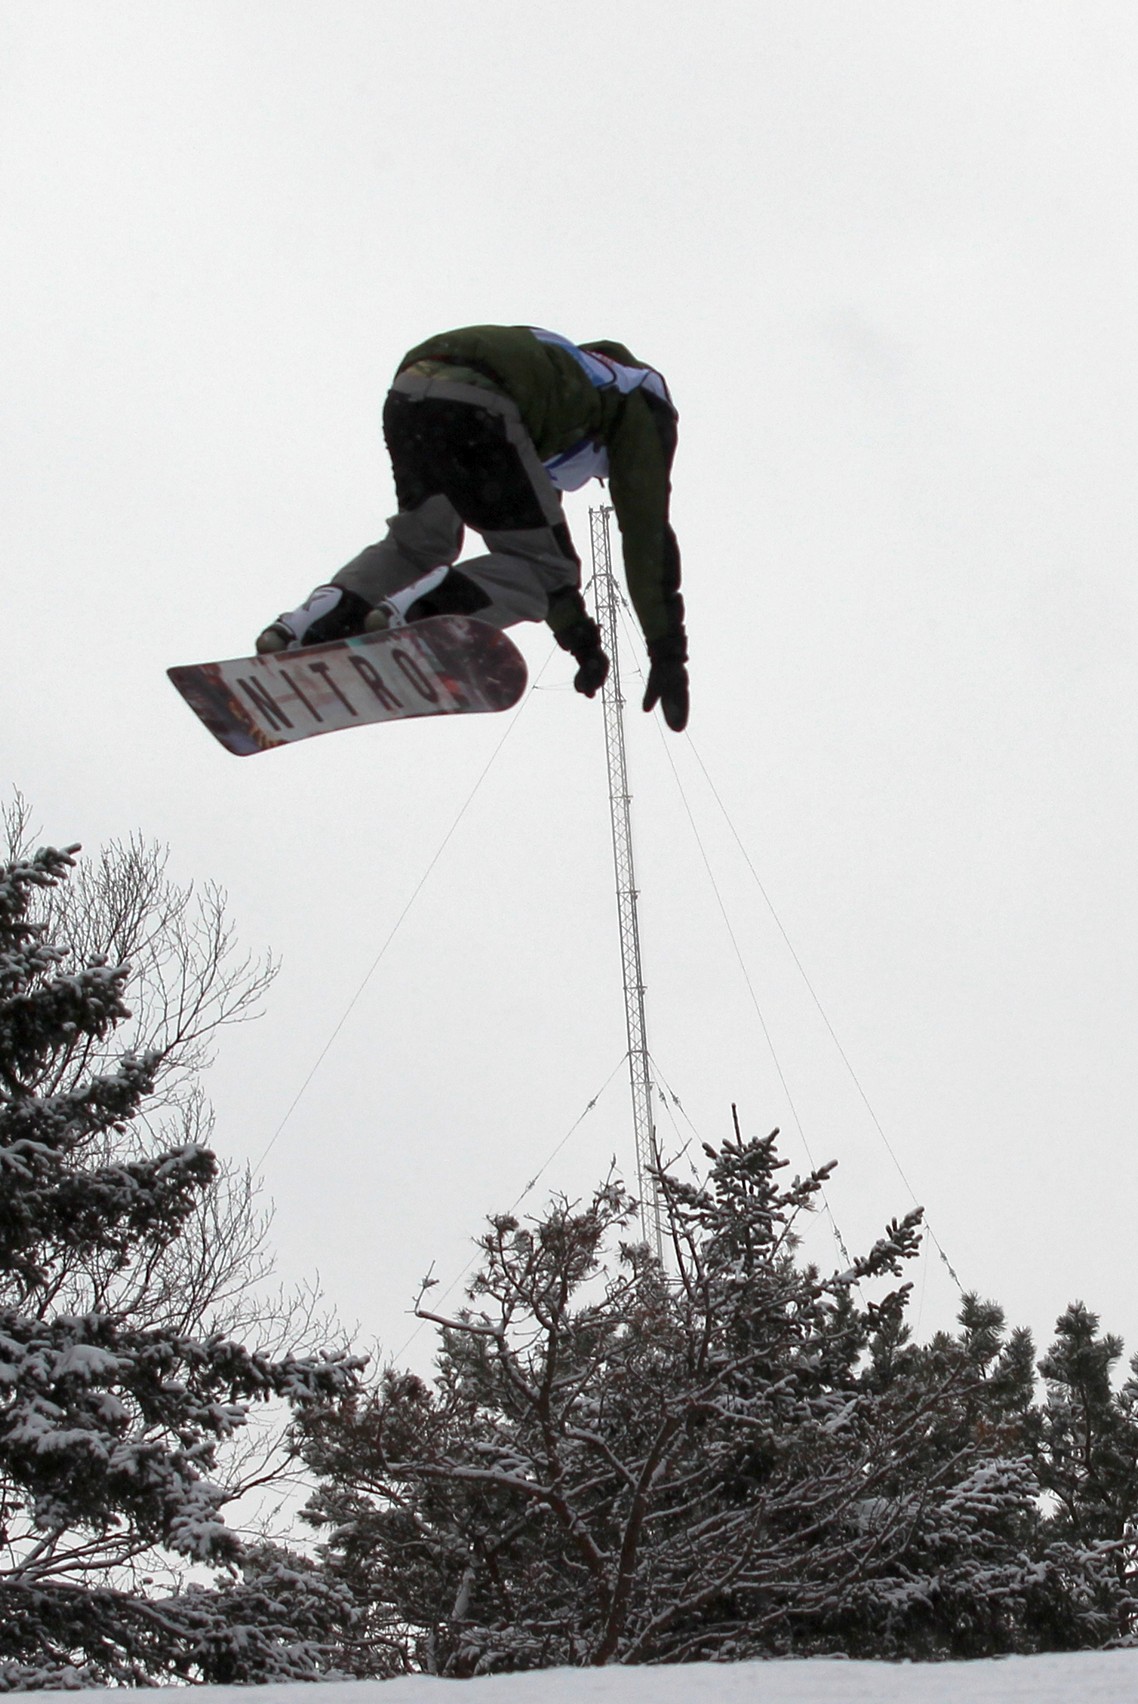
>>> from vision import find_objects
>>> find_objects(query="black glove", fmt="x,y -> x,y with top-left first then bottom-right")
555,615 -> 611,699
643,634 -> 689,732
573,648 -> 610,697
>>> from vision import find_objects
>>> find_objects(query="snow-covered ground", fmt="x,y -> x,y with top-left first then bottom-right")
40,1655 -> 1138,1704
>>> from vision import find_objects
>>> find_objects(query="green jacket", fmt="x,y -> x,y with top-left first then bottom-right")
396,325 -> 683,648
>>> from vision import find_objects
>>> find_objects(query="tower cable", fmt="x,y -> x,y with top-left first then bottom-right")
253,656 -> 551,1170
604,560 -> 961,1290
681,734 -> 964,1292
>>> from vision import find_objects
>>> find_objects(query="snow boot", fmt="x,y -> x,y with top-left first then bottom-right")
255,585 -> 372,653
362,565 -> 493,635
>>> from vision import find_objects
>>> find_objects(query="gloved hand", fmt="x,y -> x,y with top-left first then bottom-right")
555,614 -> 611,699
573,646 -> 611,698
643,634 -> 689,731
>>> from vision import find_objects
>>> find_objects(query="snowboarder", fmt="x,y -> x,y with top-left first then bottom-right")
256,325 -> 689,731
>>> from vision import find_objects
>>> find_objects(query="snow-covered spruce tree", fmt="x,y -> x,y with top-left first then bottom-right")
0,841 -> 362,1687
2,799 -> 285,1346
1038,1303 -> 1138,1548
3,801 -> 343,1521
299,1123 -> 1088,1672
0,1542 -> 367,1688
1032,1302 -> 1138,1638
814,1294 -> 1130,1658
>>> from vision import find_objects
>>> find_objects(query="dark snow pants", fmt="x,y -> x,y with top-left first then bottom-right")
332,371 -> 581,630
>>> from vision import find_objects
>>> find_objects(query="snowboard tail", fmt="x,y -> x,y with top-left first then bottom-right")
168,616 -> 527,756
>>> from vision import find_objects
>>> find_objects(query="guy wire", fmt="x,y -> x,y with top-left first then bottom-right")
682,734 -> 964,1293
254,649 -> 554,1170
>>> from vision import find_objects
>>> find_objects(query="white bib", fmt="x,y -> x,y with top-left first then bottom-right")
529,327 -> 673,491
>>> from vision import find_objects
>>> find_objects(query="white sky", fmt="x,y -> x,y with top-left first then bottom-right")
2,2 -> 1138,1376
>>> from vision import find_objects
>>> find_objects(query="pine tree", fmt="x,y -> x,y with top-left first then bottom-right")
300,1122 -> 1138,1672
0,842 -> 361,1686
826,1295 -> 1076,1659
301,1123 -> 1084,1672
1032,1302 -> 1138,1640
1038,1303 -> 1138,1546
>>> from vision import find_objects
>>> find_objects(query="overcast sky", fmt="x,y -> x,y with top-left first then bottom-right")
3,1 -> 1137,1372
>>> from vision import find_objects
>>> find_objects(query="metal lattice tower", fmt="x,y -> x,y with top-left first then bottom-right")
589,506 -> 664,1258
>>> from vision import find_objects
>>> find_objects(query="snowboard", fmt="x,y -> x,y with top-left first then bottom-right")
168,615 -> 528,756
